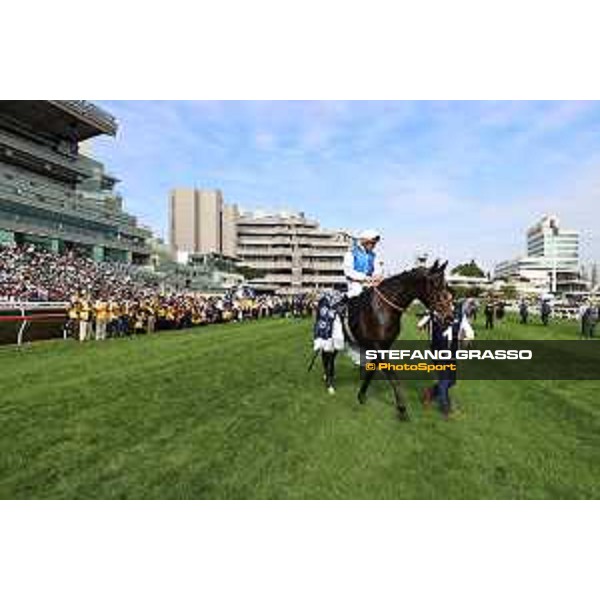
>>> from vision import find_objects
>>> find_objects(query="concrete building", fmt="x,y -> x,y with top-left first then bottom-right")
494,215 -> 586,294
0,100 -> 151,263
169,188 -> 350,293
236,210 -> 350,293
222,203 -> 239,258
169,188 -> 225,256
446,274 -> 491,290
526,214 -> 579,272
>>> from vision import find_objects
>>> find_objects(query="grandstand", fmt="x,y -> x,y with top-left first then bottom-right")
0,101 -> 151,264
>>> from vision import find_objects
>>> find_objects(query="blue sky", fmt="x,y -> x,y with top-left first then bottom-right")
91,101 -> 600,273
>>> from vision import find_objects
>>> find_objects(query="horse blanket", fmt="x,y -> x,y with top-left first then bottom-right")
313,292 -> 345,353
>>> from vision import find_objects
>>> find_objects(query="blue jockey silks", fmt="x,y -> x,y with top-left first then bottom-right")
352,241 -> 375,276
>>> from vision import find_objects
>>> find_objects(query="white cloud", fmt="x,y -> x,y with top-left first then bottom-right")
91,100 -> 600,267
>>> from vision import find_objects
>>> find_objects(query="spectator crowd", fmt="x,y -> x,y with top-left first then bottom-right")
3,245 -> 598,344
0,244 -> 153,302
0,245 -> 315,343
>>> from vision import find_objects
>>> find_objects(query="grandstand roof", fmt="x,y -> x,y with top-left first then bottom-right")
0,101 -> 117,141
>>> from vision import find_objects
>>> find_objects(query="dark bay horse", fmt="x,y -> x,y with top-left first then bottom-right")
323,260 -> 454,420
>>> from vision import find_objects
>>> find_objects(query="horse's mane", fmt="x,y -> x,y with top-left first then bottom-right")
380,266 -> 430,289
349,268 -> 426,313
349,266 -> 443,321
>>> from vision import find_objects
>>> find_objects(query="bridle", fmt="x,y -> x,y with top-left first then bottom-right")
373,285 -> 404,313
373,282 -> 451,321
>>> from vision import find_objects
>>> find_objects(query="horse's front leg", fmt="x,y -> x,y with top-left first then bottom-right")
382,370 -> 409,421
357,367 -> 374,404
357,343 -> 379,404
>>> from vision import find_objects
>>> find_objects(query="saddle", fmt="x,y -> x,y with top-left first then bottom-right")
337,291 -> 373,346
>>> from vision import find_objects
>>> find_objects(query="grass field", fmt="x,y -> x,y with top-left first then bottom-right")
1,314 -> 599,499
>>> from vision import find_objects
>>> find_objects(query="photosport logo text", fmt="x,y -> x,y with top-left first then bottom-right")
364,348 -> 533,375
360,341 -> 600,380
364,349 -> 534,361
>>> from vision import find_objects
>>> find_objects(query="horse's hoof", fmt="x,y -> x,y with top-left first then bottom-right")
397,409 -> 410,422
357,393 -> 366,404
327,386 -> 336,395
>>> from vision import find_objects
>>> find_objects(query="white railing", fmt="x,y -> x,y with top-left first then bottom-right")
0,301 -> 69,345
0,301 -> 69,310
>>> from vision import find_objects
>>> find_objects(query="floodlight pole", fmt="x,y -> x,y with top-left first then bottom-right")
552,229 -> 557,294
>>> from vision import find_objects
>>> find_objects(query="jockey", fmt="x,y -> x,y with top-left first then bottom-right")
343,229 -> 384,298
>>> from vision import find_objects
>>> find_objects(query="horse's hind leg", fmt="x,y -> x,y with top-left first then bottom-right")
382,371 -> 409,421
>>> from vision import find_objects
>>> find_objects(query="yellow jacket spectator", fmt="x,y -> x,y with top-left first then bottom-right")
94,300 -> 109,341
78,299 -> 92,342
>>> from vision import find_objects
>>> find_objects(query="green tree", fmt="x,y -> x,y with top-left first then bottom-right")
450,260 -> 485,278
236,265 -> 265,281
502,285 -> 518,300
449,285 -> 484,300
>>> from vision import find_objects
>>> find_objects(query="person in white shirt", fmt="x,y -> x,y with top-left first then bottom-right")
417,309 -> 475,343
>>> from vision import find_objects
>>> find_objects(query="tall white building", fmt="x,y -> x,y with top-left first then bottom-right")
494,215 -> 584,293
526,215 -> 579,270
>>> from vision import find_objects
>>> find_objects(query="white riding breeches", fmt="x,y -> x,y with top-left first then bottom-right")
346,281 -> 366,298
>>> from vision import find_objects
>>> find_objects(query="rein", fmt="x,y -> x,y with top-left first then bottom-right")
373,285 -> 404,313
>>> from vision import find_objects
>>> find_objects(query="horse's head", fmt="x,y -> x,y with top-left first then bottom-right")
416,260 -> 454,325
